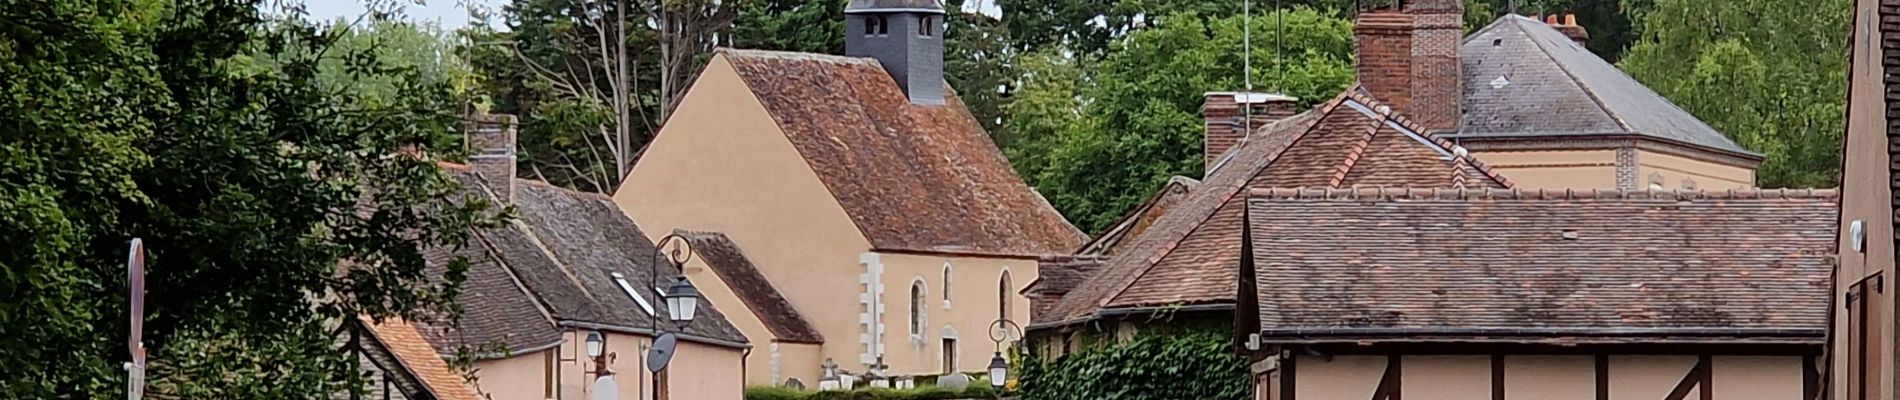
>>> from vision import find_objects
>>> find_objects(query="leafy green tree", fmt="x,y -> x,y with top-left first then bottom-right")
1618,0 -> 1848,188
1026,10 -> 1355,233
0,0 -> 500,396
1001,50 -> 1090,182
731,0 -> 846,54
945,0 -> 1016,134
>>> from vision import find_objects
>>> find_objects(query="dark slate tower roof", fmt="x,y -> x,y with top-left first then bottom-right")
844,0 -> 945,104
845,0 -> 945,13
1456,15 -> 1759,158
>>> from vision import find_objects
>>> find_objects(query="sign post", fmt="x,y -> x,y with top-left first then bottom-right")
126,239 -> 145,400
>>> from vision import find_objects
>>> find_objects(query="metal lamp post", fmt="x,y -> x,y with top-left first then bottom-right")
642,234 -> 702,400
987,318 -> 1022,396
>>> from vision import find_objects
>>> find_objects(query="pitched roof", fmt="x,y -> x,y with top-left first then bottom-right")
413,242 -> 563,358
437,166 -> 749,347
676,230 -> 825,344
360,318 -> 486,400
1245,187 -> 1837,344
1034,88 -> 1513,328
720,49 -> 1086,257
1025,255 -> 1108,319
1076,176 -> 1200,256
1456,16 -> 1759,158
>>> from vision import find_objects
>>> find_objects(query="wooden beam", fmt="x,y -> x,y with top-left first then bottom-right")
1802,354 -> 1819,400
1281,353 -> 1297,400
1698,355 -> 1712,400
1491,355 -> 1504,400
1595,354 -> 1609,400
1371,355 -> 1401,400
1663,355 -> 1713,400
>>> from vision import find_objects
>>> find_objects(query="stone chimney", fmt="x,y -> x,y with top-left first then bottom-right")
1354,0 -> 1463,133
1203,92 -> 1299,173
465,114 -> 518,202
845,0 -> 946,105
1548,13 -> 1590,47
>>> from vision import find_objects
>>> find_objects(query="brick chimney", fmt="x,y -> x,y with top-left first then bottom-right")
1548,13 -> 1590,47
466,114 -> 518,202
1203,92 -> 1298,174
1354,0 -> 1463,133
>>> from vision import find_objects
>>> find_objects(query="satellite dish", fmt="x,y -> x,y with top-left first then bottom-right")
590,376 -> 618,400
646,333 -> 678,372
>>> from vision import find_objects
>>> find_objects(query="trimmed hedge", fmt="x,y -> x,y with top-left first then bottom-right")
1016,329 -> 1247,400
744,385 -> 1000,400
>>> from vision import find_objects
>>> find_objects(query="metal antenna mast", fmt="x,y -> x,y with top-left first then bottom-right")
1244,0 -> 1254,135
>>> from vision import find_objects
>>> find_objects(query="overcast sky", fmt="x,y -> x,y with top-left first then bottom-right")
296,0 -> 1002,30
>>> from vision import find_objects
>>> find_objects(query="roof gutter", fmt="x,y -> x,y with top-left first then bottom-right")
1096,303 -> 1236,319
872,247 -> 1051,260
1026,303 -> 1236,331
1259,327 -> 1823,340
459,337 -> 569,361
558,320 -> 753,350
1437,132 -> 1767,161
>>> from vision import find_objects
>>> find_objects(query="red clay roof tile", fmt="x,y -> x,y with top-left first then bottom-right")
722,49 -> 1085,257
1035,87 -> 1510,327
1245,187 -> 1838,344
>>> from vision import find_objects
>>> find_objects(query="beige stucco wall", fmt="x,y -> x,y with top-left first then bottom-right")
1471,150 -> 1620,189
1838,1 -> 1899,399
668,336 -> 747,399
878,252 -> 1036,376
1401,356 -> 1488,399
680,251 -> 805,386
1294,355 -> 1384,400
1265,354 -> 1803,400
614,54 -> 877,372
473,351 -> 555,400
1503,356 -> 1593,400
554,329 -> 746,400
773,342 -> 825,388
1607,356 -> 1696,400
1713,356 -> 1804,399
1636,150 -> 1755,189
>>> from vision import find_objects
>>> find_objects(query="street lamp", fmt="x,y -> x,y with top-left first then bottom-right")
986,352 -> 1008,388
987,318 -> 1022,391
642,234 -> 703,385
586,331 -> 605,358
584,330 -> 613,378
663,276 -> 699,324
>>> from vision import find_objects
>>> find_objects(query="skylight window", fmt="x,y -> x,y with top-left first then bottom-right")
612,272 -> 656,316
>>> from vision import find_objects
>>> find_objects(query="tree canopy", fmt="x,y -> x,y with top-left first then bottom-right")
1014,9 -> 1356,232
1619,0 -> 1848,188
0,1 -> 500,396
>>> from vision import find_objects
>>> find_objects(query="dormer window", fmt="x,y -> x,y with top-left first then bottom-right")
866,16 -> 888,36
918,16 -> 934,37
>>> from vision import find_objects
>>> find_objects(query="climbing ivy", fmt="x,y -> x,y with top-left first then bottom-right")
1017,329 -> 1249,400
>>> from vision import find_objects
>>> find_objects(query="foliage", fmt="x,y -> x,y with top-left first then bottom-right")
292,19 -> 478,106
464,0 -> 676,193
1618,0 -> 1849,188
1016,329 -> 1248,400
1023,10 -> 1356,233
995,0 -> 1353,58
731,0 -> 847,54
1472,0 -> 1640,61
944,1 -> 1015,134
744,384 -> 1000,400
0,0 -> 501,396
